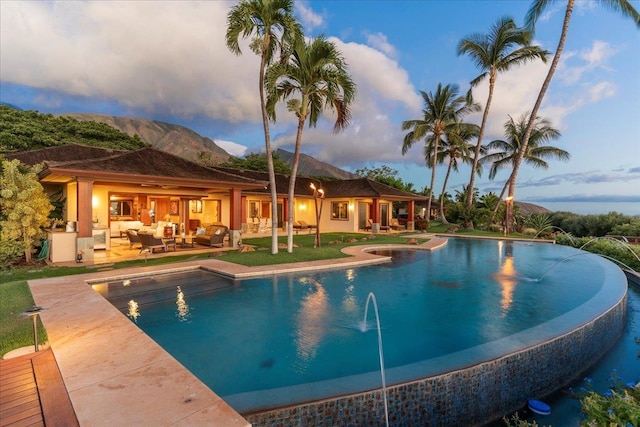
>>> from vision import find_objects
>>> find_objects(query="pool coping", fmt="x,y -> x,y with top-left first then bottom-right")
26,237 -> 447,426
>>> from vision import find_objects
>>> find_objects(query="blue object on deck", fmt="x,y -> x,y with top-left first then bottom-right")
528,399 -> 551,415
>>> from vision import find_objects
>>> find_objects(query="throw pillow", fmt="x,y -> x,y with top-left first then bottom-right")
214,229 -> 221,235
196,227 -> 206,235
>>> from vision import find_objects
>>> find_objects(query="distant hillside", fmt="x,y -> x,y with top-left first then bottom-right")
0,105 -> 145,152
64,113 -> 231,165
275,149 -> 358,180
516,201 -> 552,216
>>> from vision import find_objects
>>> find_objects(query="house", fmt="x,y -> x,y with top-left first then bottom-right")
6,144 -> 426,262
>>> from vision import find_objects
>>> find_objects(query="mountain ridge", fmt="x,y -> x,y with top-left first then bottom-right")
64,112 -> 358,180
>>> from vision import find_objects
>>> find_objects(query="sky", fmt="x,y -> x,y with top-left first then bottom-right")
1,0 -> 639,215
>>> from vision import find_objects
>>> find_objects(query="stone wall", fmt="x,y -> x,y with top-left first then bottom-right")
245,294 -> 627,426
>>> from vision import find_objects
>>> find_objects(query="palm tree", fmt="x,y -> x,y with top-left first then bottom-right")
482,112 -> 569,228
265,35 -> 356,252
504,0 -> 639,230
457,16 -> 549,221
226,0 -> 302,254
402,83 -> 479,227
427,121 -> 480,223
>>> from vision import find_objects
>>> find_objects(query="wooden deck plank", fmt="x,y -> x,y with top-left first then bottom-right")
0,371 -> 34,388
0,404 -> 42,427
1,349 -> 77,427
0,383 -> 37,402
31,350 -> 79,427
2,414 -> 44,427
0,392 -> 40,413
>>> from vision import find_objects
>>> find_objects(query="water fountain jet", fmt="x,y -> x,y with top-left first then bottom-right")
361,292 -> 389,427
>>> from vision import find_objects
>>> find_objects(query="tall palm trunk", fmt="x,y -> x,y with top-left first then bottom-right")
490,179 -> 510,224
505,0 -> 574,233
259,38 -> 280,254
466,71 -> 495,216
287,111 -> 306,253
425,135 -> 439,224
439,158 -> 454,224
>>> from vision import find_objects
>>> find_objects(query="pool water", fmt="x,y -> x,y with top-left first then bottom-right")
96,239 -> 611,413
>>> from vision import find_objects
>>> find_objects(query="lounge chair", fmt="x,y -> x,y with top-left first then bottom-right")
138,232 -> 175,253
126,229 -> 141,249
298,220 -> 316,231
390,218 -> 406,231
293,220 -> 313,234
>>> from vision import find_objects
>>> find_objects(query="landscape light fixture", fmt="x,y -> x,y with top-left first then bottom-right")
310,183 -> 325,248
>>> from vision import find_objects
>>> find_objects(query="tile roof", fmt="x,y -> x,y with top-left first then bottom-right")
7,144 -> 266,188
5,143 -> 126,166
215,167 -> 426,200
6,144 -> 425,199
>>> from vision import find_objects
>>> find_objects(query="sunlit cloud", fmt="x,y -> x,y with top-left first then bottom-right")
364,31 -> 396,58
296,1 -> 324,31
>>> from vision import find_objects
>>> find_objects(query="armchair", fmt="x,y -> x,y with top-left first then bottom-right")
138,232 -> 176,253
126,229 -> 141,249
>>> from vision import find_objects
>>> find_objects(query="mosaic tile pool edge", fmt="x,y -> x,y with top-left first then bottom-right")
245,294 -> 627,427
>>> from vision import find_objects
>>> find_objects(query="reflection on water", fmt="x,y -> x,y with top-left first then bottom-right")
127,299 -> 140,322
176,286 -> 190,322
494,241 -> 517,314
294,277 -> 329,365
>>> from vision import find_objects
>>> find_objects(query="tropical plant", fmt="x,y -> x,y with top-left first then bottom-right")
504,0 -> 640,232
401,83 -> 479,227
226,0 -> 302,254
482,112 -> 568,227
478,191 -> 501,211
526,213 -> 552,233
355,165 -> 416,193
266,34 -> 356,252
428,121 -> 479,223
0,159 -> 53,265
219,151 -> 291,174
457,16 -> 549,219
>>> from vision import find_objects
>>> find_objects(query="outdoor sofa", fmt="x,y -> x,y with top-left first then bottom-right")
193,223 -> 229,247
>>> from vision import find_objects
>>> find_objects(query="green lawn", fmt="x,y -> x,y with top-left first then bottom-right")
0,280 -> 47,356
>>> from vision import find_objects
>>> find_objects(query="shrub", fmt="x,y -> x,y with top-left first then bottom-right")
555,235 -> 640,271
526,213 -> 552,233
611,218 -> 640,237
0,239 -> 25,269
551,211 -> 634,238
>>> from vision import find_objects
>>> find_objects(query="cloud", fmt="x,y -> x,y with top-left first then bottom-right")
1,1 -> 262,124
270,36 -> 423,167
527,194 -> 640,203
503,168 -> 640,191
558,40 -> 615,85
215,139 -> 247,157
363,32 -> 396,58
0,1 -> 423,168
296,1 -> 324,32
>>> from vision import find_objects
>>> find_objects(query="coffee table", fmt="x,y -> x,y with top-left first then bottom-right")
179,235 -> 194,248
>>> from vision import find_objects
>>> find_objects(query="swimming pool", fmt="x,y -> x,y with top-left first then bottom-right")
92,238 -> 627,425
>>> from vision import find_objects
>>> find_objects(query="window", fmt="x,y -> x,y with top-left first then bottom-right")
110,200 -> 132,216
331,201 -> 349,220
